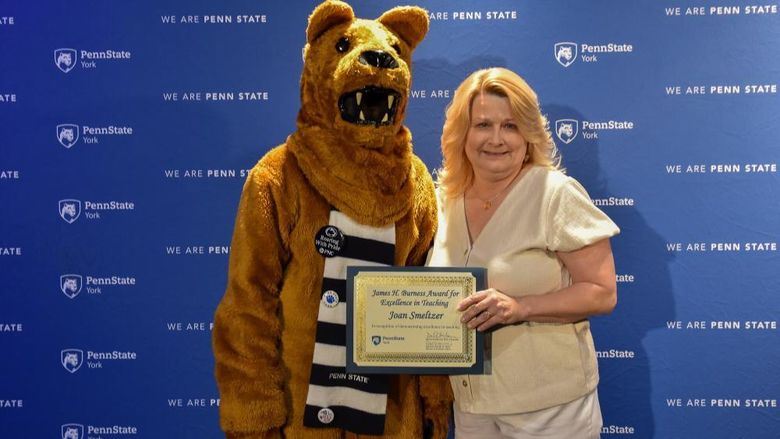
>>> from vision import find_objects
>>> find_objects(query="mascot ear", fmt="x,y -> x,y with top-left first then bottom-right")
307,0 -> 355,44
378,6 -> 429,50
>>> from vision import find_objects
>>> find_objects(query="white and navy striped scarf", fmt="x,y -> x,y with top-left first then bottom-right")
303,210 -> 396,434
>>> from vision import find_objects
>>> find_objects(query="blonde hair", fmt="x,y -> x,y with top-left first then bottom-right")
437,67 -> 562,198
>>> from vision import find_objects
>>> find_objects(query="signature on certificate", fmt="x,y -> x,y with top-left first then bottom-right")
426,331 -> 457,341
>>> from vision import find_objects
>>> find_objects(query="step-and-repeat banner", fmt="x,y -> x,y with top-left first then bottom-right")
1,1 -> 778,437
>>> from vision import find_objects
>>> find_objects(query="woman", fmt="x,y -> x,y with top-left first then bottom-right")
428,67 -> 619,438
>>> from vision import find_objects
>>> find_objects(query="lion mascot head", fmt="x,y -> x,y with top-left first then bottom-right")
289,0 -> 429,226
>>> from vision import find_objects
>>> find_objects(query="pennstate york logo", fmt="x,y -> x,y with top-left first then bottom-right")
55,48 -> 78,73
555,119 -> 579,144
59,199 -> 82,223
554,42 -> 577,68
61,424 -> 84,439
57,124 -> 80,148
372,335 -> 382,346
60,274 -> 83,299
61,349 -> 84,373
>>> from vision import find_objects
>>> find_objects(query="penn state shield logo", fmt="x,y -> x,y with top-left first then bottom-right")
59,199 -> 82,224
555,119 -> 579,144
554,42 -> 577,68
55,48 -> 78,73
61,349 -> 84,373
57,124 -> 80,148
60,274 -> 83,299
371,336 -> 381,346
61,424 -> 84,439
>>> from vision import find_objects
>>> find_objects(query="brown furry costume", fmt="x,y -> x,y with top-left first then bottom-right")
212,1 -> 452,438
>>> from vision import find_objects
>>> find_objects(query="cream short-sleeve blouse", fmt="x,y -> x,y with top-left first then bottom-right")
428,166 -> 620,414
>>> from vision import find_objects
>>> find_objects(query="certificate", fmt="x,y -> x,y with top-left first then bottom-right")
346,266 -> 486,374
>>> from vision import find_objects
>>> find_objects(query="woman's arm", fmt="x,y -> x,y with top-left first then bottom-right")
458,238 -> 617,331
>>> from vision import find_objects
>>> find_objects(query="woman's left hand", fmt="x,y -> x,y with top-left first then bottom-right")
457,288 -> 526,331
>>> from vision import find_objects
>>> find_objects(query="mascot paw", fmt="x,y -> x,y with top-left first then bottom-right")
423,402 -> 452,439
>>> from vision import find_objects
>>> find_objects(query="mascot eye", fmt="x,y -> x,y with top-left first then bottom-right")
336,37 -> 350,53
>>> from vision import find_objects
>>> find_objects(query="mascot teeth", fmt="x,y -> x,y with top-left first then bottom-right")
339,86 -> 400,127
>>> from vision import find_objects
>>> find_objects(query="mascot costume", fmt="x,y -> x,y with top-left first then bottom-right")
212,1 -> 451,438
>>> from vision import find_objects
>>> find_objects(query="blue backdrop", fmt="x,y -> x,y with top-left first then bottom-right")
1,1 -> 778,438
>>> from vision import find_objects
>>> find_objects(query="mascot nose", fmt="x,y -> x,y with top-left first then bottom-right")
359,50 -> 399,69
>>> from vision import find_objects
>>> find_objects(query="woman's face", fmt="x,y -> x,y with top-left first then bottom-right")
464,93 -> 528,183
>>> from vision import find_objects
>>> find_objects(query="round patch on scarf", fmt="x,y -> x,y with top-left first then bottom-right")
322,290 -> 339,307
317,407 -> 335,424
315,225 -> 345,257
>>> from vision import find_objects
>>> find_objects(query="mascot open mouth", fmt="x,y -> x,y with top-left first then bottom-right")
339,86 -> 400,127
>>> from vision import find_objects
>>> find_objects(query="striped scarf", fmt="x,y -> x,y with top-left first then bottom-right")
303,210 -> 395,434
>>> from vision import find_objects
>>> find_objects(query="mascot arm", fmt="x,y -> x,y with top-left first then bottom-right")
419,375 -> 453,439
213,163 -> 291,438
407,158 -> 453,439
406,157 -> 438,267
